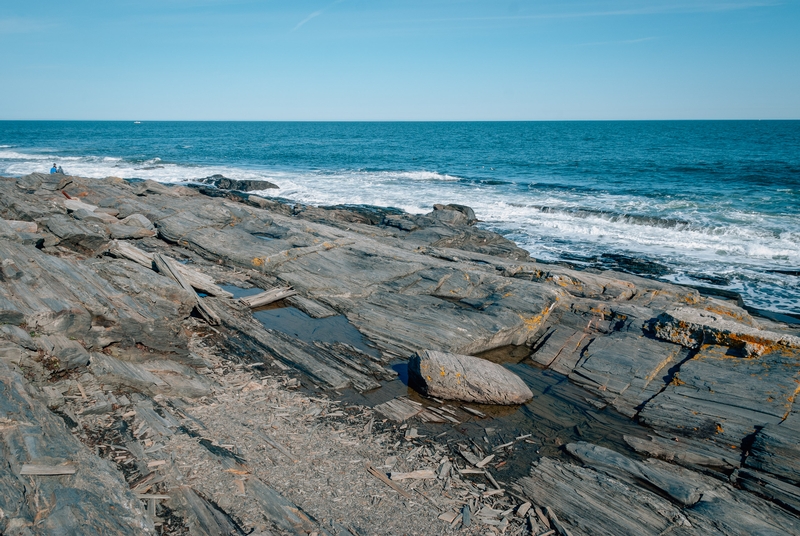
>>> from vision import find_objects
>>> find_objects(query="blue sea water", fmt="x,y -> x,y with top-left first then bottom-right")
1,120 -> 799,315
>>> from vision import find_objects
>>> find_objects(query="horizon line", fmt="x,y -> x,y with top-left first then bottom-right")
1,118 -> 799,123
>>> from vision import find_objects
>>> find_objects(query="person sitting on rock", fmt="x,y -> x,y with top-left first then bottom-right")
50,163 -> 58,174
57,165 -> 64,174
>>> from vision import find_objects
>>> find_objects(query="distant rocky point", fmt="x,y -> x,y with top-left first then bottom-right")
196,174 -> 279,192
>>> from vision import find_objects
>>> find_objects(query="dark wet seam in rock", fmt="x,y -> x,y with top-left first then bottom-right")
634,344 -> 701,420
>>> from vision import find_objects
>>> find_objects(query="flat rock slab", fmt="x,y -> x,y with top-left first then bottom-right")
518,454 -> 800,536
568,332 -> 687,417
745,411 -> 800,485
517,457 -> 688,536
734,467 -> 800,516
566,442 -> 715,507
409,350 -> 533,405
638,345 -> 800,446
624,434 -> 741,472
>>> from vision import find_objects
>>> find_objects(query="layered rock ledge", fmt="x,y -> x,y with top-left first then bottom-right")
0,172 -> 799,535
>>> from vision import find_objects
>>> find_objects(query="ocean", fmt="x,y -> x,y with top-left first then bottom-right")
1,120 -> 798,317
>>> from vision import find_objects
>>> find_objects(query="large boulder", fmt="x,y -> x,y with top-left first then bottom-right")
408,350 -> 533,405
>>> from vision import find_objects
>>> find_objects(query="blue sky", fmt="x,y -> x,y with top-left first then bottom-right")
1,0 -> 798,120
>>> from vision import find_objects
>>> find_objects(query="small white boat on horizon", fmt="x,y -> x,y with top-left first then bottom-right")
133,121 -> 141,124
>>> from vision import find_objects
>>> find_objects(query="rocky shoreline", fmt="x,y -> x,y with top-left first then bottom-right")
1,172 -> 799,535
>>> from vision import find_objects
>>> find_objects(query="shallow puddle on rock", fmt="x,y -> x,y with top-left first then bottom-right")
221,284 -> 379,356
254,307 -> 377,356
220,284 -> 263,300
341,347 -> 652,482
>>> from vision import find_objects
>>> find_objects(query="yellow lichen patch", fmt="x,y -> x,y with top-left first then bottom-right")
251,257 -> 265,267
518,307 -> 551,333
670,375 -> 685,387
440,366 -> 446,377
784,382 -> 800,417
703,304 -> 749,322
715,424 -> 724,434
549,274 -> 582,290
681,292 -> 701,304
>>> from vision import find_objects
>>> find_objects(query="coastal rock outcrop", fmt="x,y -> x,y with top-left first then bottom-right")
198,174 -> 278,192
1,171 -> 799,534
408,350 -> 533,404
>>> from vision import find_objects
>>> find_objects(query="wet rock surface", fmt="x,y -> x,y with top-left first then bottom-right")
0,171 -> 799,534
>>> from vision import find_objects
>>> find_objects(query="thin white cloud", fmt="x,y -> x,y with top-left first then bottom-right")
292,0 -> 345,32
412,1 -> 780,24
293,10 -> 323,31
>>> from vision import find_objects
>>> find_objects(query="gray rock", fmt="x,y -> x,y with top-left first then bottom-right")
408,350 -> 533,404
198,174 -> 279,191
46,334 -> 92,371
63,198 -> 100,213
638,345 -> 800,445
745,412 -> 800,485
518,455 -> 800,536
45,213 -> 109,253
624,434 -> 741,472
0,325 -> 37,350
90,353 -> 213,398
433,203 -> 478,224
566,442 -> 708,506
132,179 -> 179,196
108,223 -> 157,239
427,206 -> 469,226
0,240 -> 194,356
517,457 -> 687,536
734,467 -> 800,515
72,207 -> 117,224
0,361 -> 153,534
429,227 -> 530,260
568,333 -> 688,417
651,307 -> 800,356
119,213 -> 155,229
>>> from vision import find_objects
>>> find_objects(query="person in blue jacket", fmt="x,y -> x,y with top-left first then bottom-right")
50,163 -> 58,174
